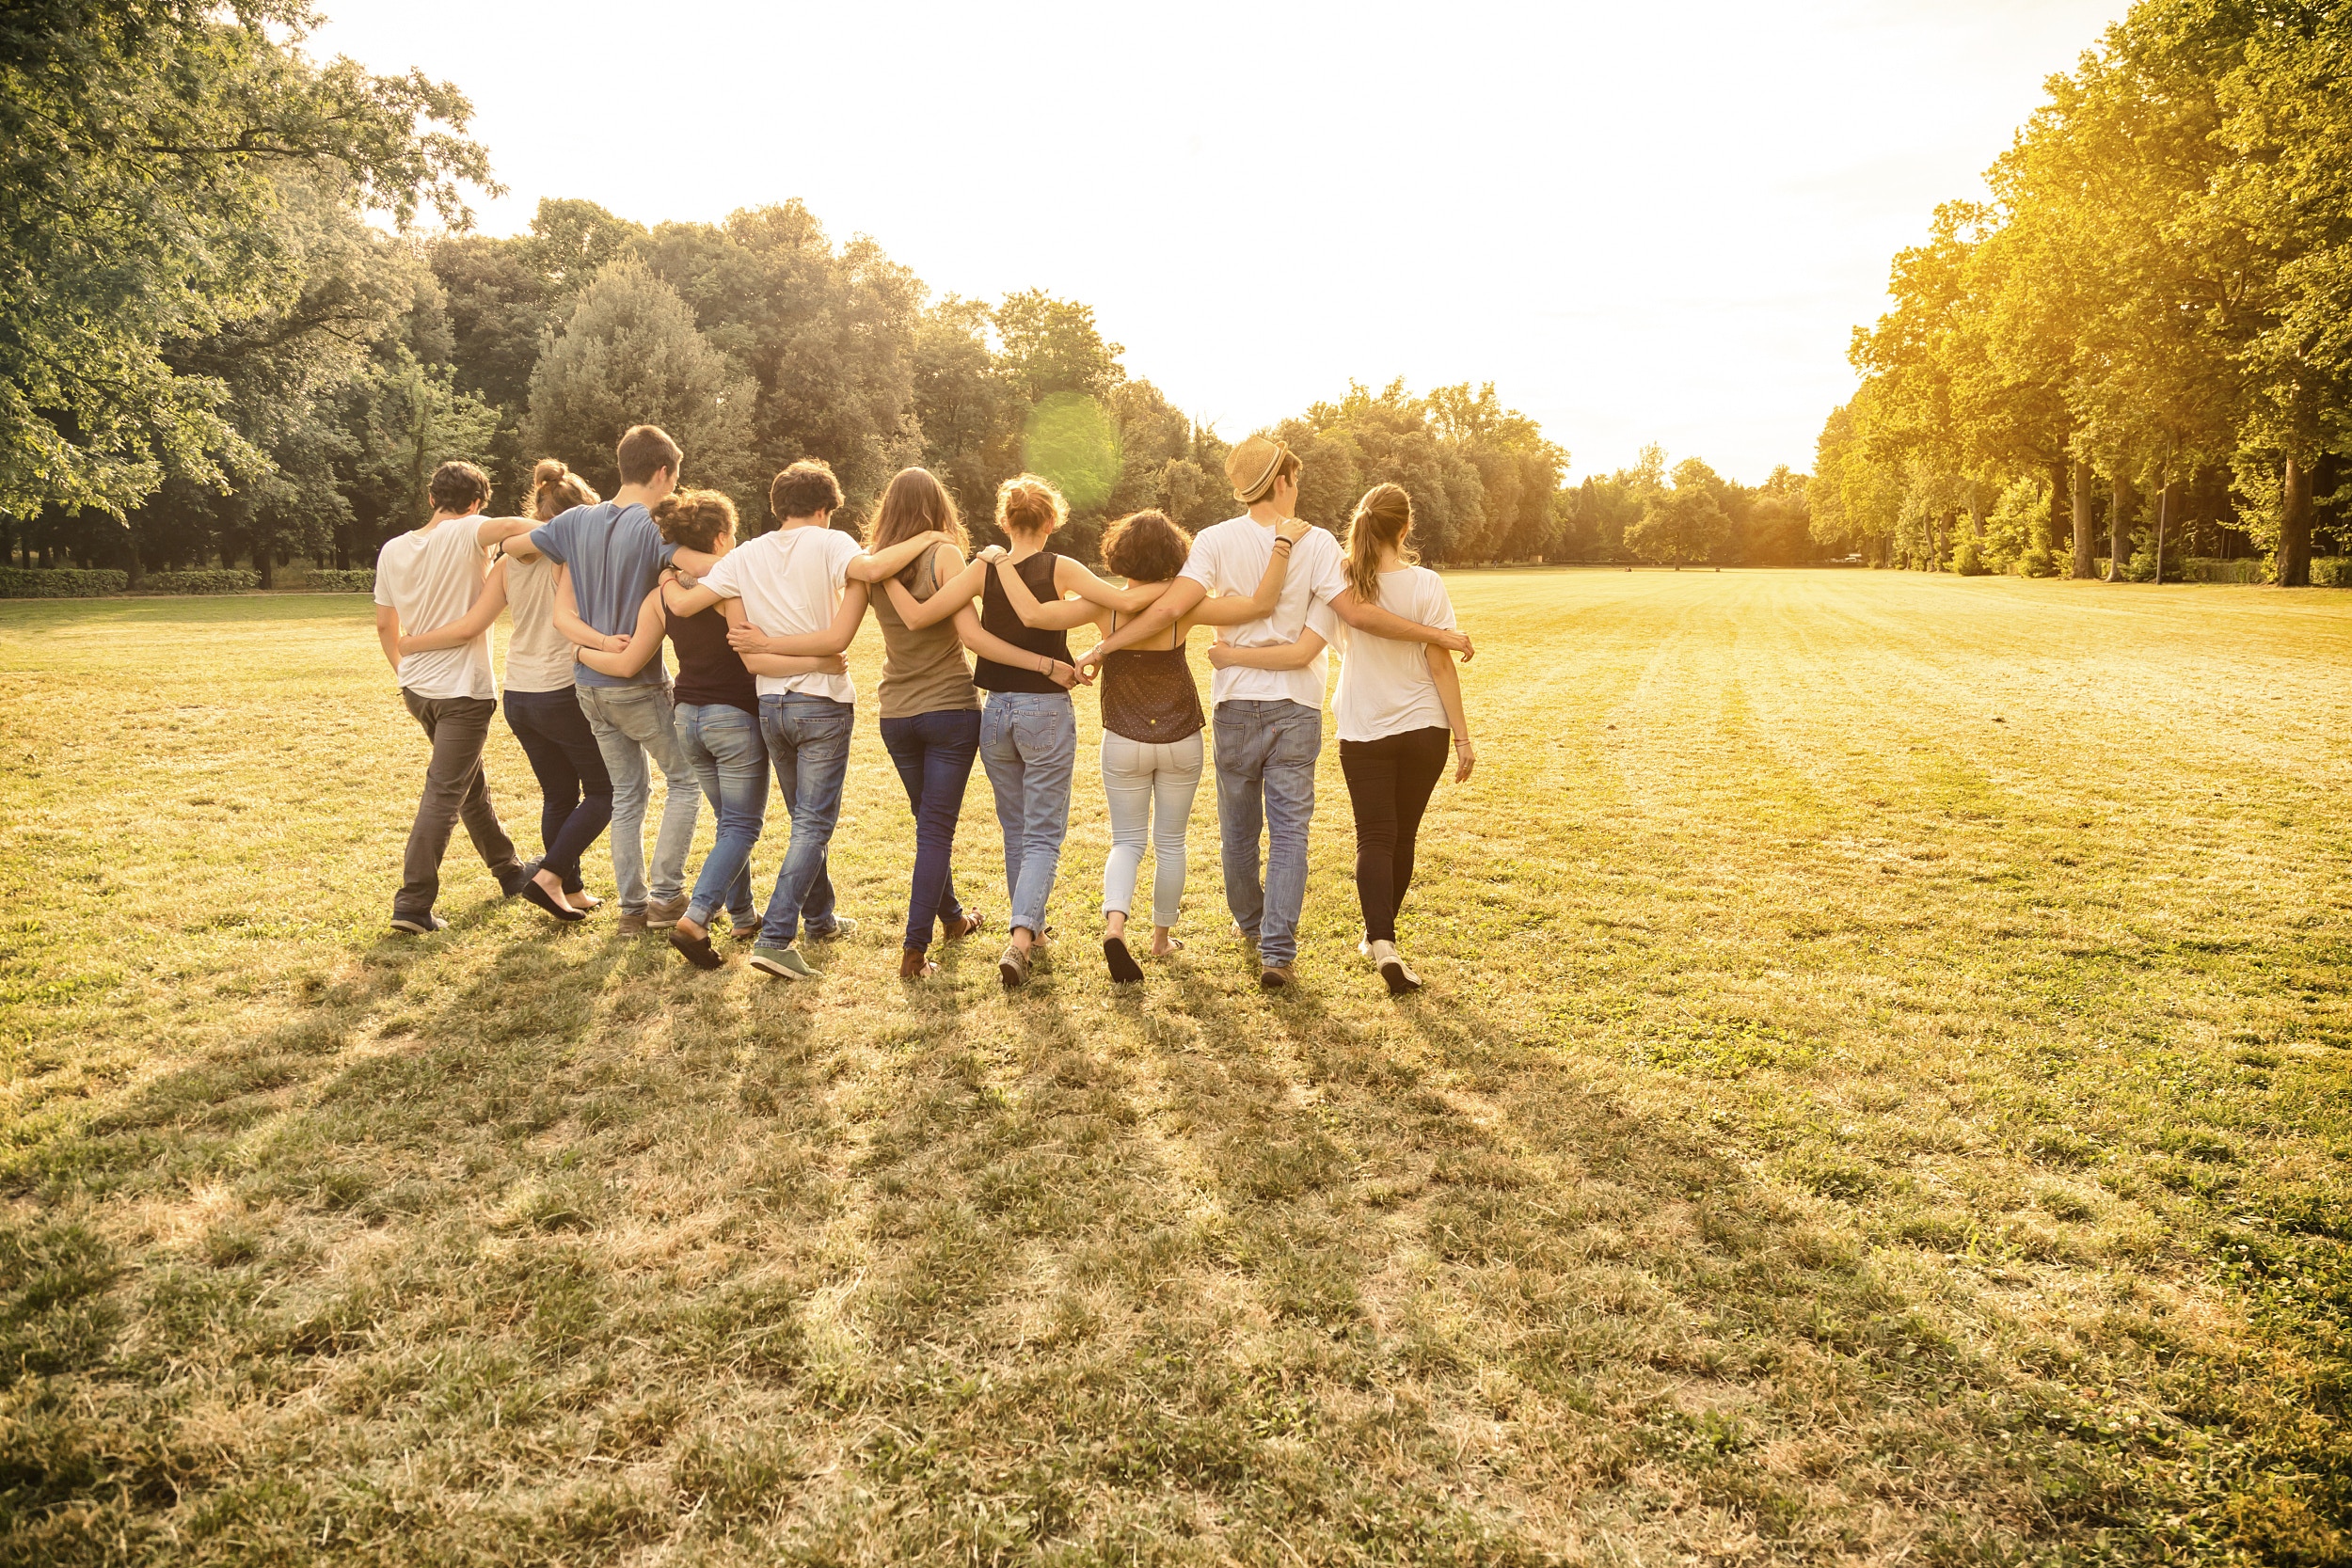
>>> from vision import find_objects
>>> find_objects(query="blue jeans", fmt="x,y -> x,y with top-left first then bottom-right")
757,694 -> 854,944
1212,699 -> 1322,968
576,681 -> 698,916
675,702 -> 768,930
880,707 -> 981,951
502,687 -> 612,893
978,690 -> 1077,939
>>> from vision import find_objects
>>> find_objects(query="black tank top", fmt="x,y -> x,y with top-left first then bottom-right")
972,553 -> 1073,694
666,595 -> 757,715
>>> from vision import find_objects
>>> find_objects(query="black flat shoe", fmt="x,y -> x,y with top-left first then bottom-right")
521,879 -> 587,923
1103,936 -> 1145,984
669,926 -> 723,970
1379,957 -> 1422,995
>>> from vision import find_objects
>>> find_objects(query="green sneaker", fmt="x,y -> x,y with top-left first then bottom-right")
807,916 -> 858,941
748,942 -> 815,981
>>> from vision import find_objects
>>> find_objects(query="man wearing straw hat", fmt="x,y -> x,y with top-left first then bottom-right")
1076,435 -> 1471,990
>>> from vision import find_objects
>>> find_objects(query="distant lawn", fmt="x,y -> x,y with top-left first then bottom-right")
1,571 -> 2347,1566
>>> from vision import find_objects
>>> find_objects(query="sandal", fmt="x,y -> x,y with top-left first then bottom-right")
942,909 -> 988,942
1103,935 -> 1145,984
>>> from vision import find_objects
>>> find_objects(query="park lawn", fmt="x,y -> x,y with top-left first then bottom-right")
0,568 -> 2347,1567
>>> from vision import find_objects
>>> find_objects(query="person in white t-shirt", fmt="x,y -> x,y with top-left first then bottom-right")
1074,436 -> 1473,990
1216,483 -> 1473,994
658,459 -> 946,981
370,460 -> 542,934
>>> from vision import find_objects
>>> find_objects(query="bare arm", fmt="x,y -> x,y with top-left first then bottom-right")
400,559 -> 510,654
553,565 -> 628,654
884,547 -> 989,629
1328,585 -> 1473,658
845,530 -> 946,584
1207,626 -> 1328,672
741,651 -> 850,679
995,555 -> 1133,631
474,515 -> 537,551
723,581 -> 870,657
1076,577 -> 1207,671
948,604 -> 1084,688
1428,642 -> 1475,782
669,545 -> 720,578
374,604 -> 403,675
1052,555 -> 1172,615
574,587 -> 665,678
1188,531 -> 1305,626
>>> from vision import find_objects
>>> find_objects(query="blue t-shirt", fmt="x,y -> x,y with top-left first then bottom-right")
529,501 -> 677,689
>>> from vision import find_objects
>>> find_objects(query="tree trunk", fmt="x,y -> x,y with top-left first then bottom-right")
2072,459 -> 2096,578
124,534 -> 144,589
2046,459 -> 2068,564
2278,455 -> 2313,587
253,541 -> 275,590
2106,473 -> 2133,582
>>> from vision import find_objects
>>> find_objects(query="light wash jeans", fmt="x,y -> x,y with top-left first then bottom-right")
978,690 -> 1077,938
577,681 -> 698,916
1101,730 -> 1204,930
1212,699 -> 1322,968
675,701 -> 767,931
757,694 -> 855,944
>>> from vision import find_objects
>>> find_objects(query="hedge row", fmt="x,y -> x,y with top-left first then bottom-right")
0,567 -> 127,597
137,569 -> 258,594
305,569 -> 375,593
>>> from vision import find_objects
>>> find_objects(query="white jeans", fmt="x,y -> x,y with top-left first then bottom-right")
1100,730 -> 1204,929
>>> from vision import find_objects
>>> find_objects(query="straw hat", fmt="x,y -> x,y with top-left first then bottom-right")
1226,435 -> 1295,503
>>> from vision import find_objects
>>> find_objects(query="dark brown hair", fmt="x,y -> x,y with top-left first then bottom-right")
1101,510 -> 1190,584
615,424 -> 683,486
771,458 -> 844,521
1344,483 -> 1415,608
653,489 -> 737,552
868,467 -> 964,556
997,473 -> 1066,537
427,460 -> 490,515
529,457 -> 599,521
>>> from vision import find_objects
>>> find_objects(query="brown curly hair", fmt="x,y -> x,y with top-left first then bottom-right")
653,489 -> 738,552
1100,511 -> 1190,583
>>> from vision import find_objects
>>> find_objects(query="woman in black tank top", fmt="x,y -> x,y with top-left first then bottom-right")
986,508 -> 1299,982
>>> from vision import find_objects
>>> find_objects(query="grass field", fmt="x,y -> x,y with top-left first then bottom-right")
2,569 -> 2349,1566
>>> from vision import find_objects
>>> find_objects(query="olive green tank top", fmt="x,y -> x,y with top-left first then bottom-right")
871,543 -> 981,720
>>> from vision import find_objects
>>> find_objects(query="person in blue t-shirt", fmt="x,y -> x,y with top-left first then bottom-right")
529,424 -> 721,933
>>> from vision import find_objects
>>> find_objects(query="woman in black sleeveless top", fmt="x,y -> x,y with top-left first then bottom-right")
990,508 -> 1300,982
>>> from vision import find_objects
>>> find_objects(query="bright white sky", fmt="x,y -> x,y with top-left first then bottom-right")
311,0 -> 2128,484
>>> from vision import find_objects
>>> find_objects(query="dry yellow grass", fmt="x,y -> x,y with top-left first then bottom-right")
1,569 -> 2347,1565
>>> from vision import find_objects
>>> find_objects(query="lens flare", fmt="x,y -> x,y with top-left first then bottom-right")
1022,392 -> 1121,510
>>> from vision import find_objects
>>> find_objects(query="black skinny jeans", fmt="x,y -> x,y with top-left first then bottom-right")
503,686 -> 614,892
1337,726 -> 1451,944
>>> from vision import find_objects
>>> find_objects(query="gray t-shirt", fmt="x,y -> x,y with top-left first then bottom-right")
501,553 -> 579,694
527,501 -> 675,689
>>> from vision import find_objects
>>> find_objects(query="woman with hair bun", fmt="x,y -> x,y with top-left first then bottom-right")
1212,483 -> 1471,992
989,508 -> 1303,982
398,457 -> 615,922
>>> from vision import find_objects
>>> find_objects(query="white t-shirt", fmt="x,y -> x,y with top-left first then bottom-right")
701,524 -> 861,703
1334,566 -> 1456,743
501,553 -> 579,694
374,520 -> 496,700
1179,515 -> 1347,710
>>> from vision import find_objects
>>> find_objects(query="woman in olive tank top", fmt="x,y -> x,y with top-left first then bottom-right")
987,508 -> 1303,983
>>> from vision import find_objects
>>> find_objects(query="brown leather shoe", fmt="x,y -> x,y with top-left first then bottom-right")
730,917 -> 764,943
1259,964 -> 1295,991
941,909 -> 988,942
900,949 -> 938,980
617,911 -> 648,936
644,894 -> 689,928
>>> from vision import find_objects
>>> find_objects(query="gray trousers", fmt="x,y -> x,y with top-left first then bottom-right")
398,690 -> 519,921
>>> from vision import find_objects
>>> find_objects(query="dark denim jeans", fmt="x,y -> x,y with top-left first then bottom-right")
880,707 -> 981,951
756,693 -> 855,944
1212,698 -> 1323,968
396,690 -> 519,923
675,701 -> 767,930
502,686 -> 612,893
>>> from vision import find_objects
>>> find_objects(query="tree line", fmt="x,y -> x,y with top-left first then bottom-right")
1820,0 -> 2352,584
3,2 -> 1839,585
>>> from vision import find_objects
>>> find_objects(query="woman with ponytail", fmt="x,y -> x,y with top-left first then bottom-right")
1209,483 -> 1472,993
399,458 -> 615,922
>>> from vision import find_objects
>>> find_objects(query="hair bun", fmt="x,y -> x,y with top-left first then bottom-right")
997,473 -> 1067,535
532,458 -> 568,483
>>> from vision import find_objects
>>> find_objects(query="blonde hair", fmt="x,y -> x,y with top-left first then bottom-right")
996,473 -> 1067,538
1343,483 -> 1415,608
530,458 -> 600,521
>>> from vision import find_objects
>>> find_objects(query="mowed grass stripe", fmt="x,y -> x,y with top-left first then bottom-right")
1,571 -> 2348,1566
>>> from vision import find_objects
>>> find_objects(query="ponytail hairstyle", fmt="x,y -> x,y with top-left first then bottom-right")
530,458 -> 600,522
1343,483 -> 1416,609
996,473 -> 1067,539
652,489 -> 738,552
869,467 -> 966,558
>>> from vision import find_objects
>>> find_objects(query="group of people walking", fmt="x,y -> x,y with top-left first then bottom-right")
369,423 -> 1475,994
